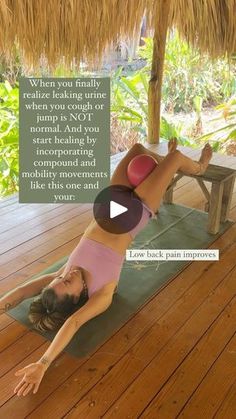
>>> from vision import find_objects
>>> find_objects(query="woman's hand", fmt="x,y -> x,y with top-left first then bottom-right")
14,362 -> 46,396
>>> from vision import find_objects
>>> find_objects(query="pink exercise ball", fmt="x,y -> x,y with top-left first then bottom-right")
127,154 -> 158,187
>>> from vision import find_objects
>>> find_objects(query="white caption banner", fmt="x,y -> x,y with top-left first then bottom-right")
126,249 -> 219,261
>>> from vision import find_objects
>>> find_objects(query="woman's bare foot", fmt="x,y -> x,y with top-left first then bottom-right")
168,138 -> 178,153
196,143 -> 213,175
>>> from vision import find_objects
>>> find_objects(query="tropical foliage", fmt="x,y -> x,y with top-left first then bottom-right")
111,32 -> 236,147
139,32 -> 236,112
198,96 -> 236,153
0,80 -> 19,196
1,30 -> 236,196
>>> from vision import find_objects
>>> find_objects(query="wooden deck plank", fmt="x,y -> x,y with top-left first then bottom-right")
15,227 -> 236,418
138,297 -> 236,418
60,246 -> 236,419
0,210 -> 93,279
0,193 -> 18,207
0,314 -> 14,331
0,153 -> 236,278
0,203 -> 92,254
176,181 -> 236,219
0,202 -> 77,230
99,267 -> 236,418
1,146 -> 234,251
0,332 -> 46,378
0,203 -> 68,233
0,207 -> 232,410
0,206 -> 234,374
0,202 -> 27,216
0,184 -> 236,261
214,379 -> 236,419
0,146 -> 235,418
0,322 -> 28,353
0,223 -> 235,417
0,234 -> 84,295
0,349 -> 81,413
177,332 -> 236,418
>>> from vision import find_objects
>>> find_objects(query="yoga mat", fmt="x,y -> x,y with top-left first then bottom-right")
7,203 -> 234,358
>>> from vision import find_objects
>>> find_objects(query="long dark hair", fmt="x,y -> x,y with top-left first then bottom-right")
28,283 -> 87,332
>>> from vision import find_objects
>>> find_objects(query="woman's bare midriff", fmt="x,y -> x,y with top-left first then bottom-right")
83,218 -> 132,256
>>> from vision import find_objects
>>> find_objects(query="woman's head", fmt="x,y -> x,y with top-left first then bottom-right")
28,266 -> 87,331
47,266 -> 84,302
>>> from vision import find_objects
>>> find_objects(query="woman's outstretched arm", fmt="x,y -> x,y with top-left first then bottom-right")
14,287 -> 113,396
39,288 -> 113,366
0,286 -> 25,315
0,263 -> 66,315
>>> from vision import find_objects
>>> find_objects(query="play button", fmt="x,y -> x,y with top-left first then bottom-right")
110,201 -> 128,218
93,185 -> 143,234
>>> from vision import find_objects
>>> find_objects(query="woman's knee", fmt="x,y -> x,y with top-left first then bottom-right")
169,149 -> 182,160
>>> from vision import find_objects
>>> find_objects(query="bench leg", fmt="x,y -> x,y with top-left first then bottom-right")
163,186 -> 174,204
208,182 -> 224,234
163,174 -> 183,204
220,176 -> 235,222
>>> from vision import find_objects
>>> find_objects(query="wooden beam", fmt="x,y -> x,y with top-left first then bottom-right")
147,0 -> 171,144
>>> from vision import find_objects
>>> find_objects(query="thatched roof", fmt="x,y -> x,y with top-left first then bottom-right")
0,0 -> 236,69
170,0 -> 236,59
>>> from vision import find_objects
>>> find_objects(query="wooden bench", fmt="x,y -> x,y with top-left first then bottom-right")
163,164 -> 236,234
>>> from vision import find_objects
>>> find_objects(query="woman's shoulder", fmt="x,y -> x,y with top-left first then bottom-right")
89,281 -> 118,298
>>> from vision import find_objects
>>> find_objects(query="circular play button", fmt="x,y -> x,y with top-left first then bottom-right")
93,185 -> 143,234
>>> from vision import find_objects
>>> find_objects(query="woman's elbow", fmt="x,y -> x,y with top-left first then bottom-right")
70,301 -> 112,332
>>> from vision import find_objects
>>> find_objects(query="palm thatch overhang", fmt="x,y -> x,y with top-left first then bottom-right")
0,0 -> 236,143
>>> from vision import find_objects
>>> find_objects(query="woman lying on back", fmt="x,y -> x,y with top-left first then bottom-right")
0,139 -> 212,396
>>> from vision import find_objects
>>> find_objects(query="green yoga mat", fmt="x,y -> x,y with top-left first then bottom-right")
8,204 -> 234,358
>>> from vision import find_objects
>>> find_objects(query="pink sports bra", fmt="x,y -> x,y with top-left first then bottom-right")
63,200 -> 154,297
64,237 -> 125,298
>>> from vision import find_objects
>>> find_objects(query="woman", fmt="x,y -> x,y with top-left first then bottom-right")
0,139 -> 212,397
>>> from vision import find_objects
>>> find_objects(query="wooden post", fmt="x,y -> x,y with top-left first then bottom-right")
147,0 -> 171,144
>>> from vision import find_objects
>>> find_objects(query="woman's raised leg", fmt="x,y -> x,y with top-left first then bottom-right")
110,143 -> 164,187
134,143 -> 213,213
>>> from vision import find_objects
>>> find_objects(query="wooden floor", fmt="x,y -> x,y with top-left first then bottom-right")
0,143 -> 236,419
